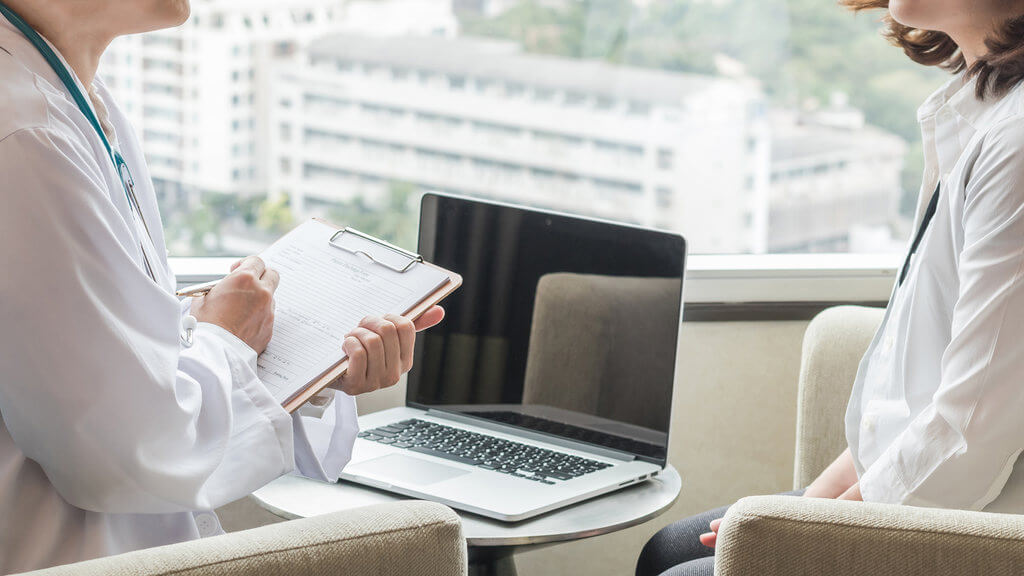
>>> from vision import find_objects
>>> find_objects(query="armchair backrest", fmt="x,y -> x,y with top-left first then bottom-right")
523,273 -> 681,433
794,305 -> 884,489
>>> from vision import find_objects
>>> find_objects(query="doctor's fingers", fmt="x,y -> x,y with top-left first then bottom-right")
262,268 -> 281,292
383,314 -> 416,373
348,326 -> 389,390
359,316 -> 403,382
233,255 -> 266,279
342,337 -> 368,392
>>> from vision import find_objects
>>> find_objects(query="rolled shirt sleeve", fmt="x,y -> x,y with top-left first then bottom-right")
860,118 -> 1024,509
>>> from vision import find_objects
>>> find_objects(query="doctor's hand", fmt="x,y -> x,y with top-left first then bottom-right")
330,308 -> 445,396
192,256 -> 280,354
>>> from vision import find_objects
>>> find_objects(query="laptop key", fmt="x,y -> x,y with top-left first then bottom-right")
409,446 -> 481,466
367,419 -> 612,482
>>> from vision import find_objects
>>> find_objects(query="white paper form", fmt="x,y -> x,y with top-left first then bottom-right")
256,220 -> 450,403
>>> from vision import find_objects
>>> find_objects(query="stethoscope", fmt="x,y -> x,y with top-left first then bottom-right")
0,1 -> 158,282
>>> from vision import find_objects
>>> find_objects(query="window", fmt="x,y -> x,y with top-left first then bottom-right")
657,149 -> 674,171
656,187 -> 673,209
103,1 -> 940,256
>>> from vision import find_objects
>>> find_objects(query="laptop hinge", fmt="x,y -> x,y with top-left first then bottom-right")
426,409 -> 636,462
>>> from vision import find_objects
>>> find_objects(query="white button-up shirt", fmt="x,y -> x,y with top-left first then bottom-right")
0,19 -> 358,573
847,72 -> 1024,512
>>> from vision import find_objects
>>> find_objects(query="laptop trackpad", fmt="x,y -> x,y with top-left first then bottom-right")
353,454 -> 471,486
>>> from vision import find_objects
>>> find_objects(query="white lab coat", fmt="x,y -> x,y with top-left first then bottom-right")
0,20 -> 358,573
847,72 -> 1024,512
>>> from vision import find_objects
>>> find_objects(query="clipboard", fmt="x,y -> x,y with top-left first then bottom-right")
277,218 -> 462,413
177,218 -> 462,414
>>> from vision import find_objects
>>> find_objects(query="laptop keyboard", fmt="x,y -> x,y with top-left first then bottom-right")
465,410 -> 666,459
357,419 -> 613,483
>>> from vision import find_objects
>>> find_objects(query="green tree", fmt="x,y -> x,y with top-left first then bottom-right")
258,194 -> 295,235
186,203 -> 221,254
329,182 -> 420,250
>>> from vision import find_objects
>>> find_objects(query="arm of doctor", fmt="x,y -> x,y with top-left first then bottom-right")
0,126 -> 436,514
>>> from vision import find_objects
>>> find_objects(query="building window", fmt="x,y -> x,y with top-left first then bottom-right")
565,92 -> 587,106
656,187 -> 673,209
657,149 -> 674,171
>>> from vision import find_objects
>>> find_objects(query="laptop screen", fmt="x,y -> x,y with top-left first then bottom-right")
409,194 -> 685,467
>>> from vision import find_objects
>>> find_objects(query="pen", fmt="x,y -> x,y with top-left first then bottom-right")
175,279 -> 221,298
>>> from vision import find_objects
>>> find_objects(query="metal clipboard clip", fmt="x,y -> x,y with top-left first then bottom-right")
328,227 -> 423,273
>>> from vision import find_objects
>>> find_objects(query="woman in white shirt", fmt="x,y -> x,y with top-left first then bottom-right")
0,0 -> 443,573
638,0 -> 1024,574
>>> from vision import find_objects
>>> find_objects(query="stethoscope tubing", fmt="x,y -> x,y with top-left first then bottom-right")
0,1 -> 158,282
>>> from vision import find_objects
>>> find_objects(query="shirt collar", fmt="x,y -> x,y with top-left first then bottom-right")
0,14 -> 98,115
917,73 -> 969,123
919,71 -> 1024,133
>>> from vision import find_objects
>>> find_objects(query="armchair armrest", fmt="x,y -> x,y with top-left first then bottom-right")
715,495 -> 1024,576
24,501 -> 467,576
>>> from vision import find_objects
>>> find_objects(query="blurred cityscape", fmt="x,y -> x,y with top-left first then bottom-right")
99,0 -> 944,255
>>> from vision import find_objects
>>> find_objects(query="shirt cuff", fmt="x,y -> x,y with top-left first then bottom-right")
859,448 -> 912,505
291,390 -> 360,482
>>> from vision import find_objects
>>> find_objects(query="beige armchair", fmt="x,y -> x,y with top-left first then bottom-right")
715,305 -> 1024,575
20,501 -> 467,576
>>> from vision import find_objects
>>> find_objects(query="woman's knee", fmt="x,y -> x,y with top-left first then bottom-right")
636,513 -> 718,576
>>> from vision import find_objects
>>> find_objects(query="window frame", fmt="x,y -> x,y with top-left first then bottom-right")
171,253 -> 900,319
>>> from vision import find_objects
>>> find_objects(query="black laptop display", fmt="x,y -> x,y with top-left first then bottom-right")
409,194 -> 686,466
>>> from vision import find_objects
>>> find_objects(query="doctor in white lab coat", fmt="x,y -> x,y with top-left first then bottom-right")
0,1 -> 445,573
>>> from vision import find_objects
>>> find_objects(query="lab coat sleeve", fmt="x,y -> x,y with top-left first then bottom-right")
178,300 -> 359,483
0,127 -> 297,514
859,118 -> 1024,510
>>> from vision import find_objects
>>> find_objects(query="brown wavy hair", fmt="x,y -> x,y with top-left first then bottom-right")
842,0 -> 1024,99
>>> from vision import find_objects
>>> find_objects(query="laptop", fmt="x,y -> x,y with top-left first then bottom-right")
340,193 -> 686,522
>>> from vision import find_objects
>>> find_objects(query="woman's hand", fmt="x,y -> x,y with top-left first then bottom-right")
330,307 -> 445,396
700,448 -> 861,550
192,256 -> 279,353
837,482 -> 862,501
700,518 -> 724,549
803,447 -> 858,499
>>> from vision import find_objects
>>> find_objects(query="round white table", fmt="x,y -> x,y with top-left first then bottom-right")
252,464 -> 681,575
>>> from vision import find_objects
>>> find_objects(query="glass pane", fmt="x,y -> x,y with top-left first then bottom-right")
100,0 -> 944,256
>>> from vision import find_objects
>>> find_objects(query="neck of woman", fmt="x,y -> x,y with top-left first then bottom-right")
5,0 -> 113,87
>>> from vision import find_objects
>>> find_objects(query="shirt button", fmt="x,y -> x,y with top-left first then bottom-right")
195,512 -> 221,537
862,416 -> 875,432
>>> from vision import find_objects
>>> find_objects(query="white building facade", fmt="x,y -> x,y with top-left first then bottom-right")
768,106 -> 906,252
100,4 -> 907,256
268,35 -> 772,253
100,0 -> 457,205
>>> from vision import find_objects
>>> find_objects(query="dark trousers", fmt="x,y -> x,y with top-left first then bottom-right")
635,490 -> 804,576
